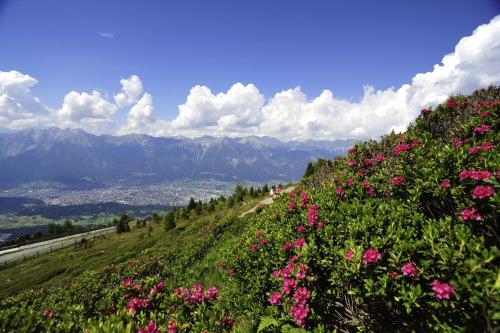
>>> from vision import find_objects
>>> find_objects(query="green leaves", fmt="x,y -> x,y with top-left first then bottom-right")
257,316 -> 280,332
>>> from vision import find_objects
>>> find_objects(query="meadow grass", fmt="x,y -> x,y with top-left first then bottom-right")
0,197 -> 262,299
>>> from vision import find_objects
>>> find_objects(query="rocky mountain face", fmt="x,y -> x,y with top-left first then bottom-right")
0,128 -> 355,184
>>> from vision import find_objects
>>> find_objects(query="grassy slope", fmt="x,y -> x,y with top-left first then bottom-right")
0,196 -> 262,299
1,88 -> 498,333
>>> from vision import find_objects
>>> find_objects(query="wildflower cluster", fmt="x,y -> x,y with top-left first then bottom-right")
174,283 -> 219,304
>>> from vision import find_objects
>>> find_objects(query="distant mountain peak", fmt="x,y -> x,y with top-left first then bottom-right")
0,128 -> 356,185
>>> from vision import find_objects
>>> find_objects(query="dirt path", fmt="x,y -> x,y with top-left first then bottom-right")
239,186 -> 295,218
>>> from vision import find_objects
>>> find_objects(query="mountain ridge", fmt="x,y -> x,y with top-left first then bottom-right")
0,127 -> 355,184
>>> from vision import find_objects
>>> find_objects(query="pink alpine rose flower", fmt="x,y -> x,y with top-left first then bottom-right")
393,143 -> 411,155
283,242 -> 293,251
460,170 -> 492,181
358,168 -> 366,177
481,141 -> 494,151
138,321 -> 160,333
347,158 -> 357,166
469,142 -> 494,154
460,207 -> 482,221
294,237 -> 306,249
121,277 -> 134,288
290,303 -> 309,327
43,310 -> 55,319
206,287 -> 218,300
150,281 -> 165,296
471,170 -> 492,180
346,179 -> 354,187
296,225 -> 305,233
150,286 -> 159,296
471,185 -> 495,199
282,278 -> 297,294
168,321 -> 177,333
401,262 -> 418,277
345,250 -> 354,261
336,187 -> 345,196
469,146 -> 481,154
473,124 -> 491,134
281,263 -> 294,278
300,192 -> 309,207
362,248 -> 382,265
308,204 -> 319,225
190,290 -> 205,304
375,154 -> 385,162
391,176 -> 405,186
293,287 -> 311,305
452,140 -> 463,148
268,291 -> 282,305
440,180 -> 451,188
175,287 -> 189,299
459,170 -> 472,180
127,297 -> 150,316
296,264 -> 309,279
431,280 -> 455,300
220,314 -> 234,329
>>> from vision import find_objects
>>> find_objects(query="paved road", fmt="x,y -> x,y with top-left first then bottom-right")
239,186 -> 295,218
0,227 -> 116,265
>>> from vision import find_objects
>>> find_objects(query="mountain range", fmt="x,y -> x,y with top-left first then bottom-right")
0,128 -> 355,185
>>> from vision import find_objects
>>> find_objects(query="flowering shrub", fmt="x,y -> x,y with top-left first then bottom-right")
226,87 -> 499,332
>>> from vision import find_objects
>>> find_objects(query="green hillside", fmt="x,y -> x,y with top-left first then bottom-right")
0,87 -> 498,332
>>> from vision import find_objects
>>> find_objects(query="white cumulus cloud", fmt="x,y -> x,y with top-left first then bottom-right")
0,15 -> 499,140
114,75 -> 144,108
57,90 -> 118,133
172,83 -> 264,130
0,70 -> 51,129
118,93 -> 156,135
158,15 -> 500,141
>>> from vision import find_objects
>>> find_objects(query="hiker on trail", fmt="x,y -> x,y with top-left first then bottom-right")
275,185 -> 281,196
270,186 -> 275,197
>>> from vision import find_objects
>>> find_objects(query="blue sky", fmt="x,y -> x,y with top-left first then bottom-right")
0,0 -> 499,140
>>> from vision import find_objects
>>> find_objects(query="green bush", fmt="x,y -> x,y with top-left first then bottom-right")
163,212 -> 176,231
222,87 -> 499,332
